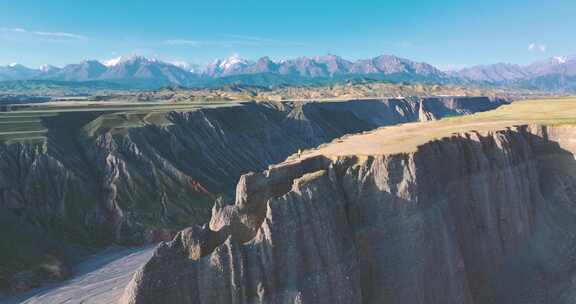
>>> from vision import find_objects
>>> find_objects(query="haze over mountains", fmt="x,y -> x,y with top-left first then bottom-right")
1,54 -> 575,91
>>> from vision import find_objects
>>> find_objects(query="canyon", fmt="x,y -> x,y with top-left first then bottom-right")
0,96 -> 505,295
3,2 -> 574,304
120,98 -> 576,304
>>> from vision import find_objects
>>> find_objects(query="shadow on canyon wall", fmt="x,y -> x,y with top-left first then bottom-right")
121,125 -> 576,304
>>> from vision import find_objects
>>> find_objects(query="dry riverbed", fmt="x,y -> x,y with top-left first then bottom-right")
1,246 -> 155,304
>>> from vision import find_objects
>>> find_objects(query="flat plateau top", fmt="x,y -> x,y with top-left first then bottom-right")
0,101 -> 241,144
299,97 -> 576,159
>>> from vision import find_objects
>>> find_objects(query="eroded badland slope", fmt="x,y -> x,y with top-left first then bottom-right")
0,96 -> 502,293
122,98 -> 576,304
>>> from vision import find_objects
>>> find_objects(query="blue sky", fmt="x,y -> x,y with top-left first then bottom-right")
0,0 -> 574,69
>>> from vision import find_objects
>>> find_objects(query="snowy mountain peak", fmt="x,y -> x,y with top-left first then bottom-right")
101,55 -> 161,67
101,56 -> 124,67
39,64 -> 59,72
167,60 -> 188,69
125,55 -> 160,64
554,56 -> 568,64
219,54 -> 247,70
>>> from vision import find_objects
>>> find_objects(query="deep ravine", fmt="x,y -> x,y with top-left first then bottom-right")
0,96 -> 505,294
121,124 -> 576,304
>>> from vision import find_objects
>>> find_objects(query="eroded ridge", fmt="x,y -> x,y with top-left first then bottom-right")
0,96 -> 508,294
121,122 -> 576,304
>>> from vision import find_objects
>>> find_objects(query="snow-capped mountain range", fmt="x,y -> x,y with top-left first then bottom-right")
454,55 -> 576,83
1,54 -> 576,91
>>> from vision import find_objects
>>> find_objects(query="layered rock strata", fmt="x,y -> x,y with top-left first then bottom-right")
122,124 -> 576,304
0,96 -> 505,292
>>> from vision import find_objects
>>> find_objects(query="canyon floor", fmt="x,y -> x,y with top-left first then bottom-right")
2,246 -> 155,304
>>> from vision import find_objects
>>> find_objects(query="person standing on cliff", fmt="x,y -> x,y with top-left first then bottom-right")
298,149 -> 302,159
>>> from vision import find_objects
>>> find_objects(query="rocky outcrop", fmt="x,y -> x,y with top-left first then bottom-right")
120,159 -> 357,304
0,96 -> 504,293
122,124 -> 576,304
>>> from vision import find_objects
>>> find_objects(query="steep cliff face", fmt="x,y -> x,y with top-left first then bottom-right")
0,96 -> 504,293
122,124 -> 576,304
417,96 -> 499,121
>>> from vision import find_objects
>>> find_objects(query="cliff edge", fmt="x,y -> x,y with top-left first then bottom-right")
121,98 -> 576,304
0,96 -> 505,293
